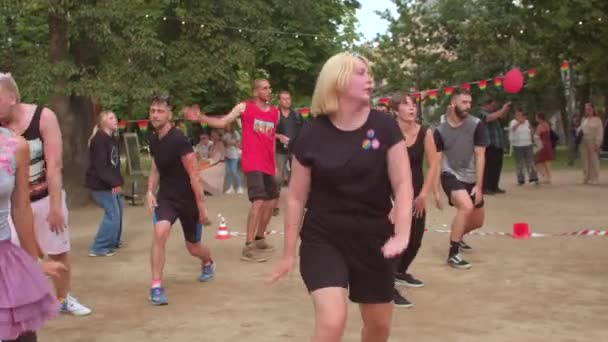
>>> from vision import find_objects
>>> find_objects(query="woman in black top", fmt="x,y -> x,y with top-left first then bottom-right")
268,53 -> 413,342
85,111 -> 124,257
390,94 -> 441,308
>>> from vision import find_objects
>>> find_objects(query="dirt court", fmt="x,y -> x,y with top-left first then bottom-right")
39,169 -> 607,342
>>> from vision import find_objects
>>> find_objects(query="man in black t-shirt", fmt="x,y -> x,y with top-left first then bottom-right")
275,91 -> 302,187
145,95 -> 215,306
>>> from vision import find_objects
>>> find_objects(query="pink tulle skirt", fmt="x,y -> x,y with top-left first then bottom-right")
0,239 -> 59,339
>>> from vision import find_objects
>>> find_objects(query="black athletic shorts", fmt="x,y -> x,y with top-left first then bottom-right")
440,172 -> 484,209
299,236 -> 394,304
245,171 -> 280,202
153,199 -> 202,243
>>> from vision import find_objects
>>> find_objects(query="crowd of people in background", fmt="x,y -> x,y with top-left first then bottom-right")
0,55 -> 605,341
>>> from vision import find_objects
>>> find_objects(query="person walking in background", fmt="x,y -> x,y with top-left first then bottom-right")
509,108 -> 539,186
85,111 -> 124,257
578,103 -> 604,185
534,112 -> 554,184
477,97 -> 510,195
275,91 -> 301,187
223,123 -> 243,194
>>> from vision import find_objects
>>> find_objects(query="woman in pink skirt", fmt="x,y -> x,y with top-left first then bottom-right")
0,126 -> 64,342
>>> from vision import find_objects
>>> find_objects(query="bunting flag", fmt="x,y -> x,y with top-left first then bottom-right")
494,77 -> 503,88
137,120 -> 149,133
412,93 -> 421,102
299,107 -> 311,120
560,60 -> 569,71
444,86 -> 454,96
377,97 -> 390,105
428,89 -> 438,101
460,83 -> 471,90
478,80 -> 487,90
526,68 -> 537,78
200,122 -> 209,129
118,120 -> 127,132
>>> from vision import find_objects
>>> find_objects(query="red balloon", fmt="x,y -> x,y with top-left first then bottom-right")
503,68 -> 524,94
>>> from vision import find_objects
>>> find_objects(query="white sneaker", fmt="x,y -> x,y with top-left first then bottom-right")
225,187 -> 235,194
60,294 -> 92,316
236,187 -> 244,194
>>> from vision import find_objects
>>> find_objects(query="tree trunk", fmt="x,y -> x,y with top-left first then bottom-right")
48,7 -> 94,207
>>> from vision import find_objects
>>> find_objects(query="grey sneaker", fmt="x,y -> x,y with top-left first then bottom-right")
241,244 -> 267,263
254,238 -> 275,252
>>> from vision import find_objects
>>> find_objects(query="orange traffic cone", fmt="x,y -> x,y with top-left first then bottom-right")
215,214 -> 231,240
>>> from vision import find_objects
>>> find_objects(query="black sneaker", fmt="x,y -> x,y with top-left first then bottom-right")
459,240 -> 473,252
393,289 -> 413,308
447,254 -> 472,269
395,273 -> 424,288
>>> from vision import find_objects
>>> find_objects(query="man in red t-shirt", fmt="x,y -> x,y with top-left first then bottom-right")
184,79 -> 279,262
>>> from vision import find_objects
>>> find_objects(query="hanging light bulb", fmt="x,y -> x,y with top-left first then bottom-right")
200,24 -> 205,28
181,21 -> 185,25
145,14 -> 149,18
163,17 -> 167,21
295,34 -> 299,38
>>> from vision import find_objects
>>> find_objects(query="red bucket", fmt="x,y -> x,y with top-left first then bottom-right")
512,222 -> 530,239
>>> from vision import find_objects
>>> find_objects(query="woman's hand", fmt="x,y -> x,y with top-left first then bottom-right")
381,235 -> 409,258
266,255 -> 296,286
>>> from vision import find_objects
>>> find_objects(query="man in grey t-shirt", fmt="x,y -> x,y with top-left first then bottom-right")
434,88 -> 488,269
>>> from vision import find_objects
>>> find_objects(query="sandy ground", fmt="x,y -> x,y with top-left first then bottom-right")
39,169 -> 607,342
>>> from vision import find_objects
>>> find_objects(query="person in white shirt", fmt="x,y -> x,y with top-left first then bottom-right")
222,123 -> 244,194
509,108 -> 539,185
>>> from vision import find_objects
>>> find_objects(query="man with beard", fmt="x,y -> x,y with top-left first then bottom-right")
434,89 -> 488,269
146,95 -> 215,306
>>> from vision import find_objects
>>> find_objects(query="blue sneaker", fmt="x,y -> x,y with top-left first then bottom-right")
198,262 -> 216,282
149,287 -> 168,305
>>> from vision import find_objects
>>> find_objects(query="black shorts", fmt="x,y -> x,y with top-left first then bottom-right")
299,238 -> 394,304
153,199 -> 202,243
440,173 -> 484,209
245,171 -> 280,202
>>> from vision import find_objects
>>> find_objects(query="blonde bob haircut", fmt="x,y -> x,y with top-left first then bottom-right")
311,52 -> 370,116
0,72 -> 21,103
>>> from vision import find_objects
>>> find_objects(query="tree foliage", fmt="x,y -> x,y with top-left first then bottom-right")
369,0 -> 608,115
0,0 -> 361,117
